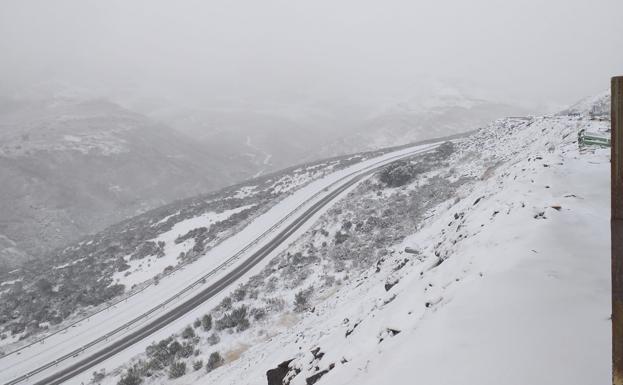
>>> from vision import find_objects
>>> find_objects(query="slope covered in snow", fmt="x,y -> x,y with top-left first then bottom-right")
319,88 -> 530,157
97,102 -> 609,385
0,139 -> 431,353
0,96 -> 261,271
265,117 -> 610,385
561,90 -> 610,118
148,88 -> 528,177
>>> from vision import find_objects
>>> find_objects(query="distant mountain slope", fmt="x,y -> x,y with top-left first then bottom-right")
152,93 -> 528,173
160,108 -> 335,174
559,90 -> 609,117
0,89 -> 523,270
0,98 -> 258,267
321,93 -> 530,155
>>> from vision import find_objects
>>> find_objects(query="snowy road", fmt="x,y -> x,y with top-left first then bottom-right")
0,141 -> 441,385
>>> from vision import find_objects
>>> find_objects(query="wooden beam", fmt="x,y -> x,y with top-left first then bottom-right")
612,75 -> 623,385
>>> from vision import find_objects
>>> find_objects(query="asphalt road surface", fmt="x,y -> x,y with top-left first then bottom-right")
4,143 -> 440,385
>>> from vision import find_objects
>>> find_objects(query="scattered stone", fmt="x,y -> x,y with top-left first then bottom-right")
266,359 -> 294,385
429,257 -> 443,269
393,258 -> 409,271
383,294 -> 397,305
378,327 -> 402,343
345,320 -> 361,337
384,278 -> 399,292
311,347 -> 324,360
306,368 -> 331,385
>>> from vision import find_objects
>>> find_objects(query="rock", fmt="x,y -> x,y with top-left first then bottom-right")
393,258 -> 409,271
345,320 -> 361,337
306,365 -> 335,385
311,347 -> 324,360
267,359 -> 294,385
404,247 -> 419,254
384,278 -> 399,291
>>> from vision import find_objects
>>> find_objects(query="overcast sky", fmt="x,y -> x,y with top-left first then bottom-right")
1,0 -> 622,112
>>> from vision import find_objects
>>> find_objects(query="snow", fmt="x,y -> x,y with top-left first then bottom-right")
152,212 -> 179,227
0,140 -> 439,385
270,173 -> 318,194
156,205 -> 255,246
232,186 -> 257,199
0,278 -> 22,287
563,90 -> 610,117
112,204 -> 256,288
2,107 -> 611,385
63,134 -> 82,142
52,257 -> 86,270
324,149 -> 610,385
178,114 -> 610,385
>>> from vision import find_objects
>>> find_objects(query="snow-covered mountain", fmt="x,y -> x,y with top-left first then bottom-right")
96,95 -> 608,385
0,97 -> 261,269
321,92 -> 530,156
155,108 -> 338,174
0,86 -> 524,273
144,90 -> 529,173
560,90 -> 610,118
0,88 -> 605,385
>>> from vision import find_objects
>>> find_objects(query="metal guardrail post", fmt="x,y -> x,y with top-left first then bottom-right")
612,76 -> 623,385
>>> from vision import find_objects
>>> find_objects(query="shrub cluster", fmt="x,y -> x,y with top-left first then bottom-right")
215,306 -> 250,332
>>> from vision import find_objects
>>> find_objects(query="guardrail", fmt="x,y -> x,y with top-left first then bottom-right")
578,128 -> 611,148
2,143 -> 441,385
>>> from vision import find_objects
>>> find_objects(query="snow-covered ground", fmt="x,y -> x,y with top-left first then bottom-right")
111,111 -> 610,385
111,205 -> 256,288
1,97 -> 610,385
274,120 -> 610,385
0,141 -> 440,385
0,147 -> 391,351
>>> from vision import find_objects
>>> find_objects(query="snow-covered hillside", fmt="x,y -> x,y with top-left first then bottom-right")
101,101 -> 609,385
561,91 -> 610,118
259,116 -> 610,385
0,141 -> 419,352
148,88 -> 528,175
322,91 -> 528,156
0,96 -> 261,270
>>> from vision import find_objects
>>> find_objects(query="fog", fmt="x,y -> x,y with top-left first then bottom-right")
0,3 -> 619,382
1,0 -> 622,112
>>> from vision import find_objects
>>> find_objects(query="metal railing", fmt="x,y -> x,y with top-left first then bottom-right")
2,142 -> 441,385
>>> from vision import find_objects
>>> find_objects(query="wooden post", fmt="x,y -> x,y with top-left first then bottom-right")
612,76 -> 623,385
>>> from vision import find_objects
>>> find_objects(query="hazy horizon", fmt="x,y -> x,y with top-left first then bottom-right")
1,0 -> 622,114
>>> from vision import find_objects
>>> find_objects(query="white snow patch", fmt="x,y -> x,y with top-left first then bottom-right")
112,204 -> 256,288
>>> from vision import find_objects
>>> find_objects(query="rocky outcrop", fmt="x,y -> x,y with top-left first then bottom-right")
267,359 -> 294,385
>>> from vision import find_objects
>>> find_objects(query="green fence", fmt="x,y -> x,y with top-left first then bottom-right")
578,129 -> 611,148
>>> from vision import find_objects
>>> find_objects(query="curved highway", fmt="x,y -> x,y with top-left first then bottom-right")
2,142 -> 441,385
